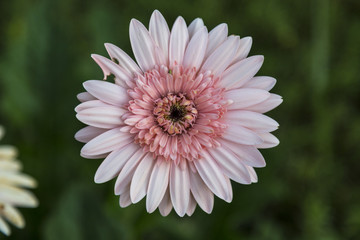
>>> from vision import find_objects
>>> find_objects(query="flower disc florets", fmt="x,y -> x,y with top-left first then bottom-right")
153,93 -> 197,135
126,65 -> 227,164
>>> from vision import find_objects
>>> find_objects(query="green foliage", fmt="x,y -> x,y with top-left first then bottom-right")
0,0 -> 360,239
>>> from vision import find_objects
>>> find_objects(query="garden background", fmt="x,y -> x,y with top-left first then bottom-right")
1,0 -> 360,239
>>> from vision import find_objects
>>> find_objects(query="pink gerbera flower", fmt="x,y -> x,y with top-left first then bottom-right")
75,10 -> 282,217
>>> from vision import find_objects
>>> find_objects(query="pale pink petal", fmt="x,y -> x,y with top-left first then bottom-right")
170,161 -> 190,217
186,195 -> 197,216
230,37 -> 252,65
169,16 -> 189,68
226,177 -> 233,202
75,100 -> 110,113
94,143 -> 139,183
256,132 -> 280,149
189,170 -> 214,214
219,139 -> 266,167
119,189 -> 132,208
114,150 -> 147,195
105,43 -> 142,76
146,159 -> 170,213
205,23 -> 228,59
222,124 -> 263,145
75,126 -> 107,143
183,27 -> 208,71
244,94 -> 283,113
81,128 -> 133,156
80,153 -> 108,159
208,147 -> 251,184
130,154 -> 156,203
76,106 -> 125,129
129,19 -> 157,72
220,55 -> 264,90
194,151 -> 232,202
225,110 -> 279,133
149,10 -> 170,65
91,54 -> 133,88
83,80 -> 128,106
246,166 -> 258,183
225,88 -> 270,110
188,18 -> 204,39
77,92 -> 96,102
243,76 -> 277,91
158,188 -> 172,216
201,36 -> 240,77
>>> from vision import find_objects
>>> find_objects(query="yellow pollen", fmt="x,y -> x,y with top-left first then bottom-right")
168,125 -> 175,134
184,115 -> 193,120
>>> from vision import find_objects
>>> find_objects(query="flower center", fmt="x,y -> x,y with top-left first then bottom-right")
169,104 -> 186,121
153,93 -> 197,135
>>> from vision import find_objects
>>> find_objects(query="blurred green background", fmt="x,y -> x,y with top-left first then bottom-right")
1,0 -> 360,239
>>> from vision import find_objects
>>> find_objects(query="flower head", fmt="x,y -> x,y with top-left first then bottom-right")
0,126 -> 38,236
75,10 -> 282,216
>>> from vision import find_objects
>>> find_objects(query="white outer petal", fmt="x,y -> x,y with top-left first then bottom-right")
105,43 -> 142,76
205,23 -> 228,59
188,18 -> 204,39
225,88 -> 270,110
246,166 -> 258,183
219,139 -> 266,168
81,128 -> 133,156
114,150 -> 147,195
80,153 -> 107,159
0,217 -> 10,236
119,189 -> 132,208
189,170 -> 214,214
75,100 -> 110,113
225,110 -> 279,133
76,106 -> 125,129
208,147 -> 251,184
220,55 -> 264,90
0,172 -> 37,188
158,188 -> 172,216
244,94 -> 283,113
130,154 -> 155,203
194,151 -> 232,202
94,143 -> 139,183
77,92 -> 96,102
230,36 -> 252,65
146,159 -> 170,213
0,146 -> 17,159
186,194 -> 197,216
201,36 -> 240,78
0,185 -> 38,207
222,124 -> 263,145
243,76 -> 277,91
255,132 -> 280,149
83,80 -> 128,107
1,204 -> 24,228
149,10 -> 170,65
129,19 -> 157,72
0,160 -> 22,172
91,54 -> 133,88
75,126 -> 107,143
169,16 -> 189,68
183,27 -> 208,71
170,161 -> 190,217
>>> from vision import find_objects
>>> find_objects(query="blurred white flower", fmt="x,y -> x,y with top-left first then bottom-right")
0,126 -> 38,236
